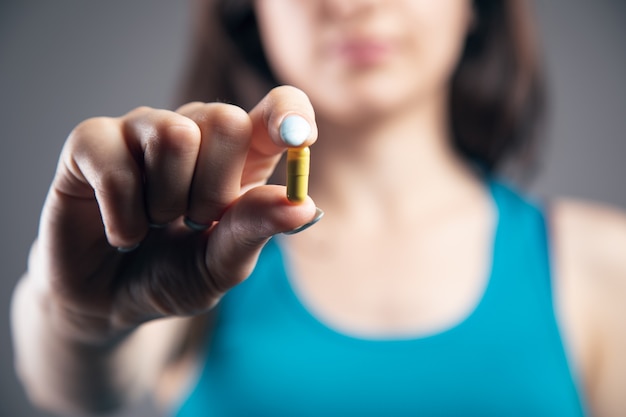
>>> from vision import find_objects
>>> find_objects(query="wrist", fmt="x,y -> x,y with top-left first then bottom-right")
17,275 -> 133,347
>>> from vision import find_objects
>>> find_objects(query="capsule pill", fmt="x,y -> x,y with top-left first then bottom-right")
286,147 -> 310,203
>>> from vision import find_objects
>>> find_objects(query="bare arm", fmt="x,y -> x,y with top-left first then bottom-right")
11,266 -> 193,414
10,86 -> 319,415
552,200 -> 626,417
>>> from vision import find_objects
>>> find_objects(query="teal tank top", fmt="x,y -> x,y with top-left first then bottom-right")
174,181 -> 586,416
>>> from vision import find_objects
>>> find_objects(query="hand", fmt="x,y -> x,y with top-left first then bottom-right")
31,86 -> 318,342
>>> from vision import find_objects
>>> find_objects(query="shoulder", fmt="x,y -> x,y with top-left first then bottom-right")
550,198 -> 626,280
549,198 -> 626,416
549,197 -> 626,336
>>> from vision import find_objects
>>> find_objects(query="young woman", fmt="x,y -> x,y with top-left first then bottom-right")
12,0 -> 626,416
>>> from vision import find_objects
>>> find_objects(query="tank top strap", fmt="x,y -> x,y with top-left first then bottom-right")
476,179 -> 555,327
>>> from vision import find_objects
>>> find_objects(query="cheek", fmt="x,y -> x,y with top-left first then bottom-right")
255,2 -> 316,86
406,2 -> 473,89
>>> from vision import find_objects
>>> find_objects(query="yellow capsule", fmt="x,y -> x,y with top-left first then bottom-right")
286,146 -> 310,203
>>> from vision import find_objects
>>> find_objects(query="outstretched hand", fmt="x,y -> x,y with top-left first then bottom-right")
33,86 -> 318,342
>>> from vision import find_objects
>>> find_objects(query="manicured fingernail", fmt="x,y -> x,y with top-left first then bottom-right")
117,243 -> 140,253
283,207 -> 324,235
279,115 -> 311,147
184,217 -> 210,231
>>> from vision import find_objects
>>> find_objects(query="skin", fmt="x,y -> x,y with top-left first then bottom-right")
11,88 -> 321,413
11,0 -> 626,416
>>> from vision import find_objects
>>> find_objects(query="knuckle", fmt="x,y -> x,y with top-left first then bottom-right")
64,117 -> 120,169
68,117 -> 116,145
125,108 -> 202,157
151,121 -> 201,157
204,246 -> 244,295
93,167 -> 138,198
126,105 -> 155,118
269,85 -> 308,101
195,192 -> 233,214
191,188 -> 240,219
231,220 -> 270,248
201,103 -> 253,139
176,101 -> 205,114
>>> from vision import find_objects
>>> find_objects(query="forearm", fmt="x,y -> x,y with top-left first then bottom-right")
10,273 -> 187,415
11,274 -> 134,414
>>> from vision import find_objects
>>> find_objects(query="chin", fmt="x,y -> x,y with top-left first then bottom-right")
312,82 -> 428,125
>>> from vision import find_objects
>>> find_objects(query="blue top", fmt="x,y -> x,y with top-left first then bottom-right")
174,181 -> 586,416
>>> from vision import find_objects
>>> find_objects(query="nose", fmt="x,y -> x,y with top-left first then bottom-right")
321,0 -> 382,20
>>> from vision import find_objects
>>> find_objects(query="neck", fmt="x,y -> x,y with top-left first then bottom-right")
308,93 -> 481,226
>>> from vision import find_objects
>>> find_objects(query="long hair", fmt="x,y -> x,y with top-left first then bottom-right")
178,0 -> 545,175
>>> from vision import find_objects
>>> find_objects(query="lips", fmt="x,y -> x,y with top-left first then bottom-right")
331,37 -> 396,67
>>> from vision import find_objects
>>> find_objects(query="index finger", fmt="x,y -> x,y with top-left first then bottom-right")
249,85 -> 317,156
250,85 -> 317,153
242,86 -> 317,187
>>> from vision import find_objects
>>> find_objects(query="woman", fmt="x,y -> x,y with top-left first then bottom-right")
11,0 -> 626,416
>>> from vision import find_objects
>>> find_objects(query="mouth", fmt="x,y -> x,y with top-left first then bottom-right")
330,37 -> 396,67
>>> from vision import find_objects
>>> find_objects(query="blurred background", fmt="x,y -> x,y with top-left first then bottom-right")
0,1 -> 624,416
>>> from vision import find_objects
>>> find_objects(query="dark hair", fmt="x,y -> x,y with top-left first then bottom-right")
178,0 -> 545,175
451,0 -> 545,175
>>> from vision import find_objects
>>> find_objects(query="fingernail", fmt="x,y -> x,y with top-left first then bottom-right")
117,243 -> 140,253
184,217 -> 211,231
283,207 -> 324,235
279,115 -> 311,147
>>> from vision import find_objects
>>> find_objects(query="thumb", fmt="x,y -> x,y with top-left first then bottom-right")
203,185 -> 320,293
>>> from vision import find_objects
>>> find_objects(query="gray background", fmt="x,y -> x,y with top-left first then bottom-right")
1,1 -> 624,416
